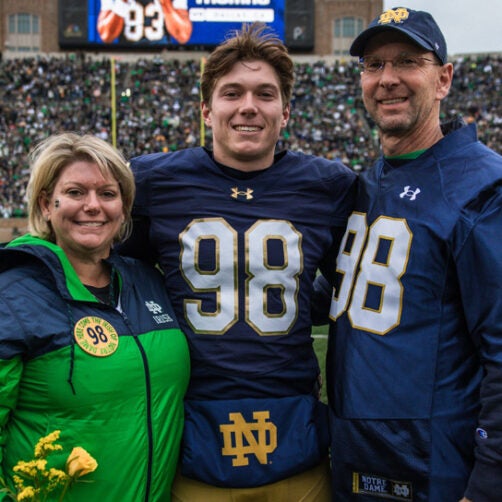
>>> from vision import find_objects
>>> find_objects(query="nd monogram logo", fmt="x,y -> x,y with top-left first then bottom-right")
231,187 -> 254,200
378,7 -> 409,25
145,300 -> 163,314
220,411 -> 277,466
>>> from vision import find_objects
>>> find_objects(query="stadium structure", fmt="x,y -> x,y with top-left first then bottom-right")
0,0 -> 383,57
0,0 -> 500,241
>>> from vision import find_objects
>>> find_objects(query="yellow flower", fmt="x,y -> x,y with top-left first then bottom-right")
13,459 -> 47,478
48,468 -> 68,482
46,468 -> 69,492
16,486 -> 36,501
1,431 -> 98,501
12,475 -> 24,490
34,430 -> 63,458
66,447 -> 98,479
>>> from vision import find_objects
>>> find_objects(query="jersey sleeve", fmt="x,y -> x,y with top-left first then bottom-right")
456,186 -> 502,500
117,155 -> 158,263
318,172 -> 357,282
317,161 -> 357,274
314,171 -> 357,324
311,273 -> 333,326
328,162 -> 358,228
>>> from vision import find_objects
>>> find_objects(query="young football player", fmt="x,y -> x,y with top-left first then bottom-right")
120,22 -> 356,501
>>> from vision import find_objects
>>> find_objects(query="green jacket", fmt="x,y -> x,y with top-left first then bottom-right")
0,235 -> 190,501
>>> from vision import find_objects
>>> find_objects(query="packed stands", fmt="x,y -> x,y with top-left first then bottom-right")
0,53 -> 500,218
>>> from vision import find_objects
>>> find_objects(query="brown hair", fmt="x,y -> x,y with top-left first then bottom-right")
201,22 -> 294,108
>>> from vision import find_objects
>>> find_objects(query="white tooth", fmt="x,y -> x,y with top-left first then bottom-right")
382,98 -> 405,104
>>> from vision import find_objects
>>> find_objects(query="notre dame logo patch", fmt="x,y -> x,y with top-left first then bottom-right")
378,7 -> 410,25
74,316 -> 119,357
352,472 -> 412,501
220,411 -> 277,466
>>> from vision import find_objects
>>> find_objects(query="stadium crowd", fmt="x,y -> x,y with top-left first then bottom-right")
0,52 -> 500,218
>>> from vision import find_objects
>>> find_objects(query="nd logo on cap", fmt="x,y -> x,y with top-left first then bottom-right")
378,8 -> 410,25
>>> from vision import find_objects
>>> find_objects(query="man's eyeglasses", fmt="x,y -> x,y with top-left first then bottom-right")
358,55 -> 440,73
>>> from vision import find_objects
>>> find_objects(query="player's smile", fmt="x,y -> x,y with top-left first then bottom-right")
202,59 -> 289,172
233,125 -> 263,133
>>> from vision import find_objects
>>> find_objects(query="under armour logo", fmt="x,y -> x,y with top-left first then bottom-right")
220,411 -> 277,466
400,186 -> 421,201
379,7 -> 409,25
231,187 -> 254,200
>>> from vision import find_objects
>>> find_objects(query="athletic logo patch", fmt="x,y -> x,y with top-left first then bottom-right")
220,411 -> 277,466
74,316 -> 119,357
231,187 -> 254,200
400,185 -> 421,201
145,300 -> 173,324
352,472 -> 412,501
476,427 -> 488,439
378,8 -> 409,25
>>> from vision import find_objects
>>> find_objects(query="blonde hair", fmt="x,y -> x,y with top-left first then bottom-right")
27,132 -> 135,243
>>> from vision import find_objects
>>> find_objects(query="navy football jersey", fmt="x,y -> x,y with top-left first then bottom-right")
125,147 -> 356,487
327,122 -> 502,500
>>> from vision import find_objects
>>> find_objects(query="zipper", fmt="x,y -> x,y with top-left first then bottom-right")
122,310 -> 153,502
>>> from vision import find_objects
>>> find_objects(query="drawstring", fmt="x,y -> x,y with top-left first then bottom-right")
65,302 -> 77,395
109,267 -> 117,308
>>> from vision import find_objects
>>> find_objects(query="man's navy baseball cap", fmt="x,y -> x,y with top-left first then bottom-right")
350,6 -> 447,64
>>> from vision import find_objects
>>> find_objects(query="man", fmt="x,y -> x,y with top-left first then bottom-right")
97,0 -> 192,44
321,6 -> 502,501
120,23 -> 356,501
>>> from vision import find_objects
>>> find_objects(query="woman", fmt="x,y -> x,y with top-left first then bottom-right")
0,133 -> 189,501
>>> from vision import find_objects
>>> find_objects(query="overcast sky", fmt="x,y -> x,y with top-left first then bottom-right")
382,0 -> 502,55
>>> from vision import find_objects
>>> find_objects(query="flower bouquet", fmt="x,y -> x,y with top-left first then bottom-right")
0,430 -> 97,501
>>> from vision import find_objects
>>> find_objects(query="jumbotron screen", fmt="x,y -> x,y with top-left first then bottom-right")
59,0 -> 286,49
